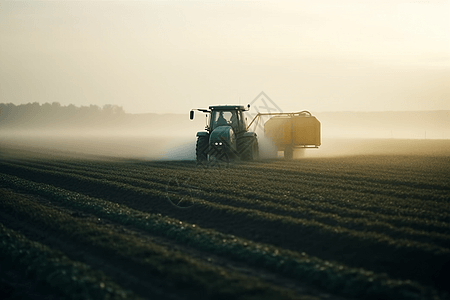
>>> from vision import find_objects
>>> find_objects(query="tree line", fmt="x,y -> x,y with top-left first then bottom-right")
0,102 -> 126,130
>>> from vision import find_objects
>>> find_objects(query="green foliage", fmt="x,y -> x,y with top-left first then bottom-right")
0,189 -> 302,300
0,223 -> 140,300
1,154 -> 449,299
0,172 -> 445,300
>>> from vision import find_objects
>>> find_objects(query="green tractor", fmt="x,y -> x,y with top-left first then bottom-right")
190,105 -> 259,163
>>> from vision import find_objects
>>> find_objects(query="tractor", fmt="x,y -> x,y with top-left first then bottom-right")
189,105 -> 258,162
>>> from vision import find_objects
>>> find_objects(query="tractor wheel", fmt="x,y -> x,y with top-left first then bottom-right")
253,140 -> 259,160
239,137 -> 258,161
196,136 -> 209,162
284,145 -> 293,160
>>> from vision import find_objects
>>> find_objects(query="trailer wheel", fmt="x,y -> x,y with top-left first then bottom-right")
196,136 -> 209,162
284,145 -> 293,160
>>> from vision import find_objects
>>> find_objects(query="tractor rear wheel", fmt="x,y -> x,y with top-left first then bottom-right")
239,137 -> 259,161
196,136 -> 209,162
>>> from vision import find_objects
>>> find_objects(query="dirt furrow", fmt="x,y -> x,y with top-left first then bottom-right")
1,168 -> 449,293
1,188 -> 322,300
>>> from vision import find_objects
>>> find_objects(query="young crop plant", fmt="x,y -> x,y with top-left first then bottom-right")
0,223 -> 140,300
0,189 -> 305,300
0,174 -> 445,300
1,151 -> 449,299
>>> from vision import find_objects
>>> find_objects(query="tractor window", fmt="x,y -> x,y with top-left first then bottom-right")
229,111 -> 237,127
233,111 -> 246,132
211,110 -> 245,132
212,111 -> 233,128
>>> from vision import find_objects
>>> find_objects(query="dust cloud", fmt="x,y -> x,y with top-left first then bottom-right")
1,110 -> 449,160
1,131 -> 449,162
156,137 -> 197,161
304,138 -> 450,158
257,134 -> 278,159
0,106 -> 205,160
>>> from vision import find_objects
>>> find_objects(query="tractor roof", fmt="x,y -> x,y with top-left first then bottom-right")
209,105 -> 246,111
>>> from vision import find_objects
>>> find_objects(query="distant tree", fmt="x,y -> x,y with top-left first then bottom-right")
102,104 -> 114,115
79,105 -> 91,117
0,103 -> 8,123
51,102 -> 61,108
89,104 -> 101,114
40,103 -> 53,126
114,105 -> 125,115
0,102 -> 126,129
42,102 -> 52,112
67,104 -> 77,111
29,102 -> 40,112
102,104 -> 125,115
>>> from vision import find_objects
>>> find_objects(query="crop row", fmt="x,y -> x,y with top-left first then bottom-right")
15,156 -> 450,204
55,159 -> 450,234
0,188 -> 302,300
0,173 -> 444,299
3,156 -> 449,230
11,157 -> 450,222
0,222 -> 140,300
242,156 -> 450,185
1,160 -> 449,251
1,161 -> 448,294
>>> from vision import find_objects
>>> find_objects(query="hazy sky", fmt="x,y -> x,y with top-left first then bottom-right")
1,0 -> 449,114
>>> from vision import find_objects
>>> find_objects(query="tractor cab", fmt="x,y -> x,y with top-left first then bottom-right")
208,105 -> 247,134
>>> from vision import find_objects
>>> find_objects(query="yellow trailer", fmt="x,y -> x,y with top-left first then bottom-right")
248,111 -> 320,159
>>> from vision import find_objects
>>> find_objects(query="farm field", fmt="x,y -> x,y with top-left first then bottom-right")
1,140 -> 450,300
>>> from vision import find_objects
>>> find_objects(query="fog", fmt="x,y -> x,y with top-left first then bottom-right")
2,1 -> 449,160
1,109 -> 449,160
2,133 -> 449,163
315,111 -> 450,140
